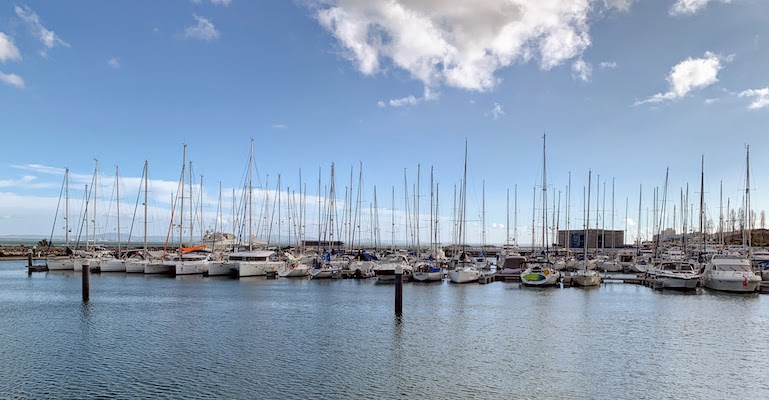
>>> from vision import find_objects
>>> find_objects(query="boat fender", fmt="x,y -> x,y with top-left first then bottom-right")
543,269 -> 549,276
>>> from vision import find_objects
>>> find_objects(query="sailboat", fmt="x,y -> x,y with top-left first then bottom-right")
171,145 -> 209,275
572,170 -> 601,287
47,167 -> 76,271
448,141 -> 482,284
101,166 -> 127,272
702,147 -> 761,292
521,135 -> 560,287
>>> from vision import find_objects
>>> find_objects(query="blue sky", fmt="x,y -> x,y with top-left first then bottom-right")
1,0 -> 769,247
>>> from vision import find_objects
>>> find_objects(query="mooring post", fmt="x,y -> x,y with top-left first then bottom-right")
27,250 -> 33,268
82,262 -> 90,302
394,265 -> 403,315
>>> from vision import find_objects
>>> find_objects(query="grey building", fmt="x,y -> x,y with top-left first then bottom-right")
557,229 -> 625,249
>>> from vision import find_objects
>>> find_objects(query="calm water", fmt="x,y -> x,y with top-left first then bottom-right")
1,261 -> 768,399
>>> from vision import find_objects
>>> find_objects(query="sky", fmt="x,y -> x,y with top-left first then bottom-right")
1,0 -> 769,248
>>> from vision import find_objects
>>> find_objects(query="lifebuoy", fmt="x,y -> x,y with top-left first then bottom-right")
290,263 -> 296,270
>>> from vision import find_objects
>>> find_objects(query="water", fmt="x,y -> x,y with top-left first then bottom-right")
1,260 -> 768,399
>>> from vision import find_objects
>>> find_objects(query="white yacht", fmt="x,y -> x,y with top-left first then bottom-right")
227,250 -> 282,277
277,253 -> 310,277
174,252 -> 210,275
520,260 -> 560,287
617,249 -> 637,271
374,254 -> 412,283
701,254 -> 761,292
412,260 -> 444,282
648,261 -> 700,290
448,260 -> 482,284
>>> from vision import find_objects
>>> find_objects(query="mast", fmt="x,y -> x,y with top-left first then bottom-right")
116,165 -> 121,258
64,168 -> 69,248
482,179 -> 486,250
699,155 -> 705,258
514,184 -> 518,246
249,139 -> 254,251
744,145 -> 751,251
391,185 -> 395,251
531,186 -> 536,250
461,140 -> 468,253
585,170 -> 592,264
566,172 -> 570,252
719,181 -> 723,247
611,178 -> 615,250
541,134 -> 548,255
506,189 -> 510,245
143,160 -> 148,257
416,164 -> 421,256
637,184 -> 642,251
180,145 -> 186,254
94,159 -> 98,249
189,161 -> 193,245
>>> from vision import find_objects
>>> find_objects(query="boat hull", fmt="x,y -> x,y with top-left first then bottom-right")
207,261 -> 232,276
655,276 -> 699,290
703,277 -> 760,293
175,261 -> 207,275
310,267 -> 339,279
100,260 -> 126,272
125,260 -> 147,273
448,268 -> 481,284
412,271 -> 443,282
572,270 -> 601,286
278,264 -> 310,277
520,271 -> 560,287
47,258 -> 74,271
144,262 -> 174,275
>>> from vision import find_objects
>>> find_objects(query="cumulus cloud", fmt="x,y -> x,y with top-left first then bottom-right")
377,87 -> 437,108
15,5 -> 70,57
313,0 -> 596,93
739,88 -> 769,110
670,0 -> 731,16
271,124 -> 288,129
571,58 -> 592,82
599,61 -> 616,69
183,14 -> 220,41
210,0 -> 232,5
107,57 -> 120,69
0,71 -> 24,88
635,52 -> 727,106
704,98 -> 719,105
0,33 -> 21,63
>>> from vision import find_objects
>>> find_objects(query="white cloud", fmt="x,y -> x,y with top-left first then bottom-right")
0,175 -> 57,189
603,0 -> 634,12
487,102 -> 505,120
389,95 -> 418,107
670,0 -> 731,16
107,57 -> 120,69
739,88 -> 769,110
635,52 -> 726,106
625,217 -> 635,226
183,14 -> 220,41
14,5 -> 70,57
271,124 -> 288,129
599,61 -> 616,69
313,0 -> 595,93
704,98 -> 719,105
376,100 -> 386,107
0,33 -> 21,63
571,58 -> 592,82
0,71 -> 25,88
211,0 -> 232,5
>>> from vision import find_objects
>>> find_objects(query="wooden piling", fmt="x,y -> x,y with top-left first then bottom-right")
394,265 -> 403,315
27,251 -> 32,267
82,262 -> 90,302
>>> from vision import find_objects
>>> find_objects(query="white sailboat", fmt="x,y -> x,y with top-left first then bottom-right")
521,134 -> 560,287
47,167 -> 76,271
448,141 -> 482,284
101,166 -> 127,272
572,170 -> 601,287
126,161 -> 150,273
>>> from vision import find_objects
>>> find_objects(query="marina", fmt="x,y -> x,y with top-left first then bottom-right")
2,259 -> 769,399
